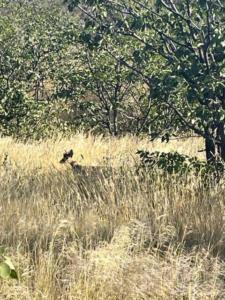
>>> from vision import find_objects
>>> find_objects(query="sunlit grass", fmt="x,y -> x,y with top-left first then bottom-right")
1,134 -> 225,299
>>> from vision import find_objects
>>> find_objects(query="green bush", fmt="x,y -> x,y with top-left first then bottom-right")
137,150 -> 224,180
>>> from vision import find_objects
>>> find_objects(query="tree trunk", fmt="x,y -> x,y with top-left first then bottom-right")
205,134 -> 216,163
205,123 -> 225,164
216,122 -> 225,161
110,104 -> 118,136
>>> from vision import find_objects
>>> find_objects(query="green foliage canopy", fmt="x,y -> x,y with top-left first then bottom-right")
65,0 -> 225,161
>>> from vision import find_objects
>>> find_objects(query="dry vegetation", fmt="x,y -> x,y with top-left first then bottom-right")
1,134 -> 225,299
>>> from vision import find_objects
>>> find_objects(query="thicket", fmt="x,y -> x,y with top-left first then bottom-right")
0,0 -> 156,140
66,0 -> 225,164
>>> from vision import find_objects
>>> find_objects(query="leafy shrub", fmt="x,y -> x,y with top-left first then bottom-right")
0,97 -> 71,141
137,150 -> 224,180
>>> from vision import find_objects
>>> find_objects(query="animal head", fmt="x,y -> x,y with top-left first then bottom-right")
59,149 -> 83,171
59,149 -> 74,164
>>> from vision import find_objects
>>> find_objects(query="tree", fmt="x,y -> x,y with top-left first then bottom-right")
79,47 -> 152,136
65,0 -> 225,163
55,33 -> 155,136
0,0 -> 75,138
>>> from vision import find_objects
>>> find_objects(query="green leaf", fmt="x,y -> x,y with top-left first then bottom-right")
4,256 -> 16,270
0,262 -> 11,279
0,255 -> 18,280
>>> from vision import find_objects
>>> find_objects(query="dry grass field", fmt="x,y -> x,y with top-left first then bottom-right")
1,134 -> 225,299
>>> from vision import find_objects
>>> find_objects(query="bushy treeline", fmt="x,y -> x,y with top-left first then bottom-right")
0,1 -> 70,138
0,0 -> 156,139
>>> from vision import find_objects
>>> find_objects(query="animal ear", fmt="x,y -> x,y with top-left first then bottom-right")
68,149 -> 73,157
59,158 -> 65,163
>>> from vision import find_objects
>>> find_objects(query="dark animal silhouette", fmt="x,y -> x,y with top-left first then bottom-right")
59,149 -> 84,171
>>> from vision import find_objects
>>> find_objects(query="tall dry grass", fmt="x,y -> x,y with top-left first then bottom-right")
1,134 -> 225,299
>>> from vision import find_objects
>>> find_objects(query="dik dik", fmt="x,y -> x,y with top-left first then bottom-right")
59,149 -> 109,174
